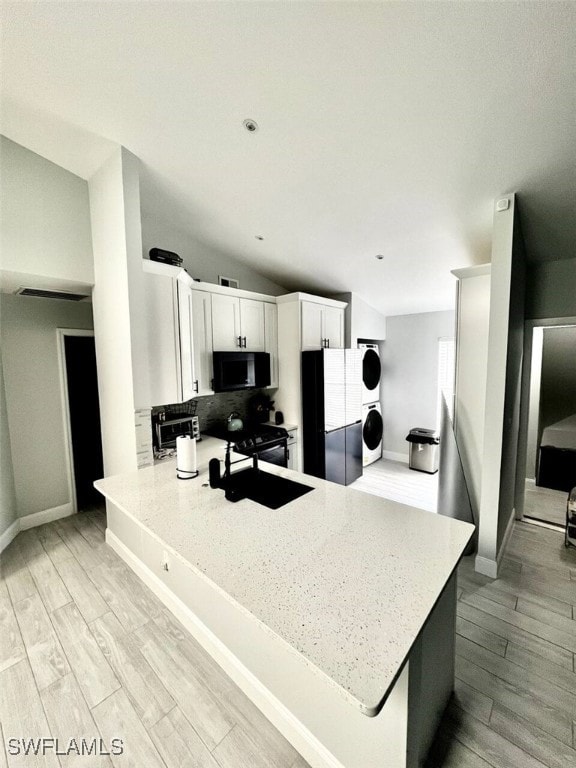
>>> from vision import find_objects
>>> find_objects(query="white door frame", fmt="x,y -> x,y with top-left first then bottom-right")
514,316 -> 576,520
57,328 -> 96,515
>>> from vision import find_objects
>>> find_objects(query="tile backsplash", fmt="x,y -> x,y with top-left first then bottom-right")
152,389 -> 277,433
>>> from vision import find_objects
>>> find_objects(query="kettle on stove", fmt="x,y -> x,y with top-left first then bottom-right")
227,412 -> 244,432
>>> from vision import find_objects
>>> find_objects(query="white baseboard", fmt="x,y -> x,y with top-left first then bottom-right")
106,530 -> 341,768
1,503 -> 75,554
19,502 -> 74,531
474,554 -> 498,579
382,451 -> 409,464
475,510 -> 516,579
0,519 -> 20,554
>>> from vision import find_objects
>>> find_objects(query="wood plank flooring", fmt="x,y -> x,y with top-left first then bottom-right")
428,519 -> 576,768
0,509 -> 309,768
1,509 -> 575,767
350,457 -> 438,512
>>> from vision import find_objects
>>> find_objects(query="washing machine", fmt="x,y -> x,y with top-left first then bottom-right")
362,401 -> 383,466
359,343 -> 381,405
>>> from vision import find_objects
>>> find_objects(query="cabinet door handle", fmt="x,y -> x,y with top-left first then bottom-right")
242,336 -> 247,348
193,380 -> 199,393
326,338 -> 330,348
237,336 -> 242,348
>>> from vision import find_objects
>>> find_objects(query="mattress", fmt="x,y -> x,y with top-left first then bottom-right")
541,414 -> 576,451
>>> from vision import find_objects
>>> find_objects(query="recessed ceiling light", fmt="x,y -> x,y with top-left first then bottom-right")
375,254 -> 384,260
255,235 -> 264,241
243,119 -> 259,132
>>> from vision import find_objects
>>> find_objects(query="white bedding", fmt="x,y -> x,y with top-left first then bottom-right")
541,414 -> 576,451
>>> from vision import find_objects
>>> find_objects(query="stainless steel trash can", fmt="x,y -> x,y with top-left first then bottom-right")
406,428 -> 440,474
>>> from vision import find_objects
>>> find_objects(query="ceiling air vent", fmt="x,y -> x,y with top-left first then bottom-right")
16,287 -> 89,302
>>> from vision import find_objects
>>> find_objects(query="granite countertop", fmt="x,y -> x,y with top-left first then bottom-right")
95,437 -> 474,716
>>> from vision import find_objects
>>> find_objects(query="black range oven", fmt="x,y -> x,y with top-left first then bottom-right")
234,428 -> 289,468
206,424 -> 289,468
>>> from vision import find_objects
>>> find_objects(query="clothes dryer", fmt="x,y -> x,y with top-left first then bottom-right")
362,401 -> 383,466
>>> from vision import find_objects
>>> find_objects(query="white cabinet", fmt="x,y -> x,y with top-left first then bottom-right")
241,299 -> 266,351
143,261 -> 195,405
264,302 -> 278,388
142,261 -> 279,404
322,306 -> 344,349
301,301 -> 344,350
212,294 -> 265,351
286,426 -> 299,471
191,290 -> 214,396
177,280 -> 195,401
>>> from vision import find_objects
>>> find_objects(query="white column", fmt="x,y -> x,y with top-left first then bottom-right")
89,147 -> 149,477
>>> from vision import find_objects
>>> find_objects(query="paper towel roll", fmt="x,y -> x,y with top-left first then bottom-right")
176,435 -> 198,479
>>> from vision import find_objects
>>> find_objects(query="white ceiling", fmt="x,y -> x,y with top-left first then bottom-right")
2,2 -> 575,316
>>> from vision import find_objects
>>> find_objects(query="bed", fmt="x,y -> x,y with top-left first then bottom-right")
537,414 -> 576,492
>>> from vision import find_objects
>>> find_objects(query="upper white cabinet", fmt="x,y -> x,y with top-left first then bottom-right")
143,260 -> 196,405
301,300 -> 344,350
142,260 -> 280,403
177,279 -> 195,401
264,302 -> 278,388
191,290 -> 213,396
212,294 -> 266,351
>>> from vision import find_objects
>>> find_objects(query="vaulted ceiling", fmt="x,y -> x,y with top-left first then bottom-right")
2,2 -> 575,316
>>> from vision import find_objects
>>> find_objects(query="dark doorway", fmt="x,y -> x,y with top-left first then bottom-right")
64,335 -> 104,510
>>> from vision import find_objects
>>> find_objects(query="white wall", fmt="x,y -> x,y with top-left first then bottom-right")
381,311 -> 455,458
89,148 -> 144,477
0,354 -> 17,538
496,212 -> 526,549
526,258 -> 576,320
141,212 -> 287,297
0,295 -> 94,519
335,293 -> 387,346
476,195 -> 526,577
0,135 -> 94,285
453,267 -> 491,520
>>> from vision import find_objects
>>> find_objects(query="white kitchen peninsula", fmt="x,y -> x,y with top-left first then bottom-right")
95,438 -> 473,768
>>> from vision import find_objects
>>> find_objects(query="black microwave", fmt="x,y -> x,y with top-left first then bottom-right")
212,351 -> 271,392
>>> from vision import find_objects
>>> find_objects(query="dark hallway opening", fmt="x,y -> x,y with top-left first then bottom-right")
64,335 -> 104,510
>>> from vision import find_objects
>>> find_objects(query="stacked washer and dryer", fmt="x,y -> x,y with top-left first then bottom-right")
359,343 -> 383,466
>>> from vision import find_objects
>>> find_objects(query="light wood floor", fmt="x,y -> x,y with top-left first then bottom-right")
1,510 -> 575,767
0,509 -> 310,768
350,458 -> 438,513
428,520 -> 576,768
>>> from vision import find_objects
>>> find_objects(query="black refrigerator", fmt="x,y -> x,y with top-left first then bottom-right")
302,349 -> 363,485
